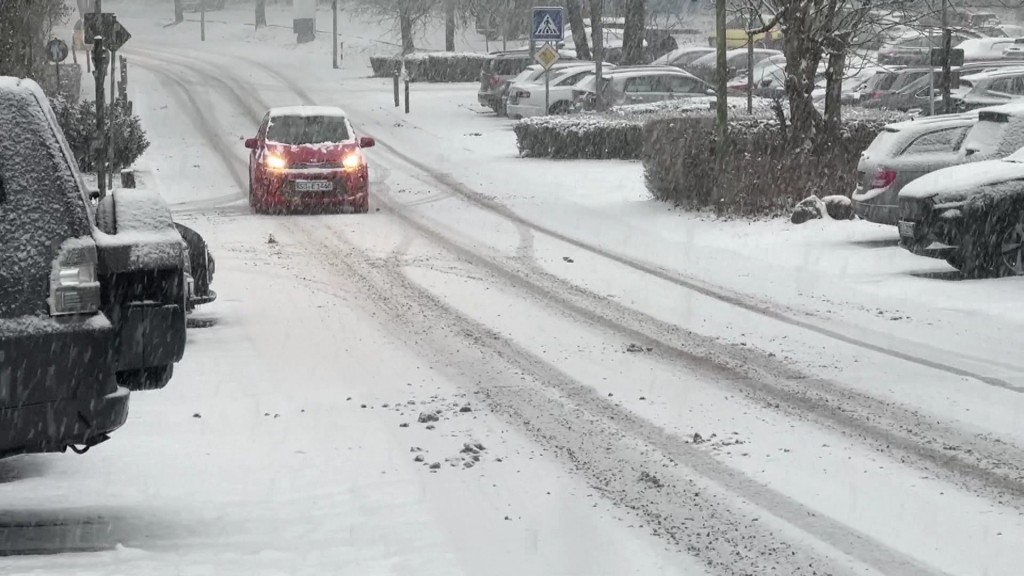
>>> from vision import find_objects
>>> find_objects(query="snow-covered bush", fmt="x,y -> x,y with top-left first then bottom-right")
514,115 -> 646,159
514,98 -> 777,160
369,52 -> 488,82
643,111 -> 899,217
51,97 -> 149,173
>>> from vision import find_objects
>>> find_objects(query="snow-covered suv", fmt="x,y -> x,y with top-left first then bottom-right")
0,77 -> 188,457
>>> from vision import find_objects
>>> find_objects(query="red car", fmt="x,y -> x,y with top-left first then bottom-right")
245,106 -> 376,214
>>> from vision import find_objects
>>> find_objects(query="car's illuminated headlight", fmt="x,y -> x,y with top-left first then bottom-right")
342,151 -> 364,171
264,154 -> 287,170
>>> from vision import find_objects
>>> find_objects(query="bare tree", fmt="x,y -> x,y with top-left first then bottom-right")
256,0 -> 267,28
621,0 -> 645,64
445,0 -> 456,51
567,0 -> 592,59
353,0 -> 436,55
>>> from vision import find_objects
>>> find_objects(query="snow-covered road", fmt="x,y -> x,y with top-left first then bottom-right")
3,3 -> 1024,575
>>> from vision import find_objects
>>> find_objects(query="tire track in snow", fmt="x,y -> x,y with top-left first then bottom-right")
143,49 -> 1024,506
279,217 -> 948,576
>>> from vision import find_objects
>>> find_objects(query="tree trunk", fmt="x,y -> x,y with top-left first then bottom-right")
399,5 -> 415,55
566,0 -> 591,60
621,0 -> 645,65
174,0 -> 184,23
589,0 -> 605,109
714,0 -> 726,144
824,49 -> 845,136
445,0 -> 455,51
255,0 -> 267,28
781,5 -> 823,150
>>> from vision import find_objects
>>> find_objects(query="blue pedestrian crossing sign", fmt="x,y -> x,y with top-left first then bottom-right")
532,7 -> 564,42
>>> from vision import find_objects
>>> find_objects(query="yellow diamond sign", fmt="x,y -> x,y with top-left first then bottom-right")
534,43 -> 560,69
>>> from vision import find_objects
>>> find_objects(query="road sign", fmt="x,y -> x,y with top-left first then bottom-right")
46,39 -> 69,63
930,47 -> 964,67
531,7 -> 564,42
84,13 -> 131,52
534,42 -> 560,69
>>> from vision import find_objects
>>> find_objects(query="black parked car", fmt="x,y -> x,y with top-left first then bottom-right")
0,77 -> 190,457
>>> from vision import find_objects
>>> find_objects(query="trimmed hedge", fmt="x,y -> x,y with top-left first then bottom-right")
642,112 -> 901,216
514,97 -> 770,160
369,52 -> 489,83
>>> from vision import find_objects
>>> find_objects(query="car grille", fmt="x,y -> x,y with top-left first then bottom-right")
291,161 -> 344,169
899,196 -> 932,221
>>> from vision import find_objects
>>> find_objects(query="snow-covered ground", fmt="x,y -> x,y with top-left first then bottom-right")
4,2 -> 1024,575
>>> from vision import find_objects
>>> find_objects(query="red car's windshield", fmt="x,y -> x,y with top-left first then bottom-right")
267,115 -> 350,145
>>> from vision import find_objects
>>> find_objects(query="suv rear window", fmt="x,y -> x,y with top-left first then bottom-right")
900,126 -> 971,155
492,57 -> 531,76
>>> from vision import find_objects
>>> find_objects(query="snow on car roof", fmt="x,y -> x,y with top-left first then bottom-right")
269,106 -> 347,118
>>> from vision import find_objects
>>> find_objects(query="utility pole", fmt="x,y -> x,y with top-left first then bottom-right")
591,0 -> 605,110
93,0 -> 108,198
746,10 -> 755,114
201,0 -> 206,41
332,0 -> 339,68
941,0 -> 951,112
715,0 -> 727,143
109,44 -> 116,190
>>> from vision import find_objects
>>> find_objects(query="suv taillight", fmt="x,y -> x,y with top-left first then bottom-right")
870,168 -> 897,189
50,240 -> 101,316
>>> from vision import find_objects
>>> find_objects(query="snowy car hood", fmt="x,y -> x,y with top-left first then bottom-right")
899,158 -> 1024,201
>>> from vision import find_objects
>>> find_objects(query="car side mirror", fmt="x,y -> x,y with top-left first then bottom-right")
359,136 -> 376,148
244,138 -> 258,149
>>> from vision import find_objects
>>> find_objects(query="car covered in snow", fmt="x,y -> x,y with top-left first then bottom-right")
0,77 -> 189,457
506,63 -> 611,118
245,106 -> 376,214
897,103 -> 1024,275
571,66 -> 715,111
852,112 -> 978,225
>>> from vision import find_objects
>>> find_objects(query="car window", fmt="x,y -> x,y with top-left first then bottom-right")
494,58 -> 531,75
987,76 -> 1024,95
257,114 -> 270,139
673,50 -> 712,67
558,70 -> 592,86
267,115 -> 351,145
660,75 -> 702,94
625,75 -> 657,93
900,126 -> 971,155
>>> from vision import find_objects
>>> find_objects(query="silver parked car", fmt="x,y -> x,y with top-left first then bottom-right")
852,113 -> 978,225
571,67 -> 714,111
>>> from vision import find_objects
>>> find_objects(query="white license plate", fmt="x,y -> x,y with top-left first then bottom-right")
898,221 -> 916,238
294,180 -> 333,192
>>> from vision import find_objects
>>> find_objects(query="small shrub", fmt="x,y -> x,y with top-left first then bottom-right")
370,52 -> 488,83
51,97 -> 149,173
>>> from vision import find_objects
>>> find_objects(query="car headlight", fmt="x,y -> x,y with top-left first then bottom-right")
342,151 -> 364,171
264,154 -> 287,170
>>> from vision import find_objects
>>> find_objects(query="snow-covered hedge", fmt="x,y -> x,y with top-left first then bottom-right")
369,52 -> 488,83
513,97 -> 770,160
642,111 -> 902,216
51,97 -> 149,173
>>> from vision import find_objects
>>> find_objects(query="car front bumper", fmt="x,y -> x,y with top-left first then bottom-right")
258,168 -> 369,211
897,197 -> 965,260
0,315 -> 130,457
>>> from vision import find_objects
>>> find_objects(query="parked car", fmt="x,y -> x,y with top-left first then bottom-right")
852,113 -> 978,225
175,223 -> 217,312
952,66 -> 1024,111
898,103 -> 1024,275
878,31 -> 975,66
507,63 -> 610,118
572,67 -> 714,111
1,77 -> 188,457
651,46 -> 715,68
503,61 -> 609,118
856,67 -> 934,107
957,37 -> 1024,62
478,49 -> 575,115
862,62 -> 1020,112
245,106 -> 377,214
685,48 -> 783,83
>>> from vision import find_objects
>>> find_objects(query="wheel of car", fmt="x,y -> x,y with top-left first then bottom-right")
997,218 -> 1024,276
116,365 -> 174,391
549,101 -> 572,115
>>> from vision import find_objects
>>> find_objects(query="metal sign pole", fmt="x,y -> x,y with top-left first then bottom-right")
332,0 -> 339,69
109,47 -> 116,189
93,36 -> 106,200
545,68 -> 550,114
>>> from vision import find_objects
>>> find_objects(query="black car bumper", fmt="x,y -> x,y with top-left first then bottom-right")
897,197 -> 965,259
0,316 -> 130,457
